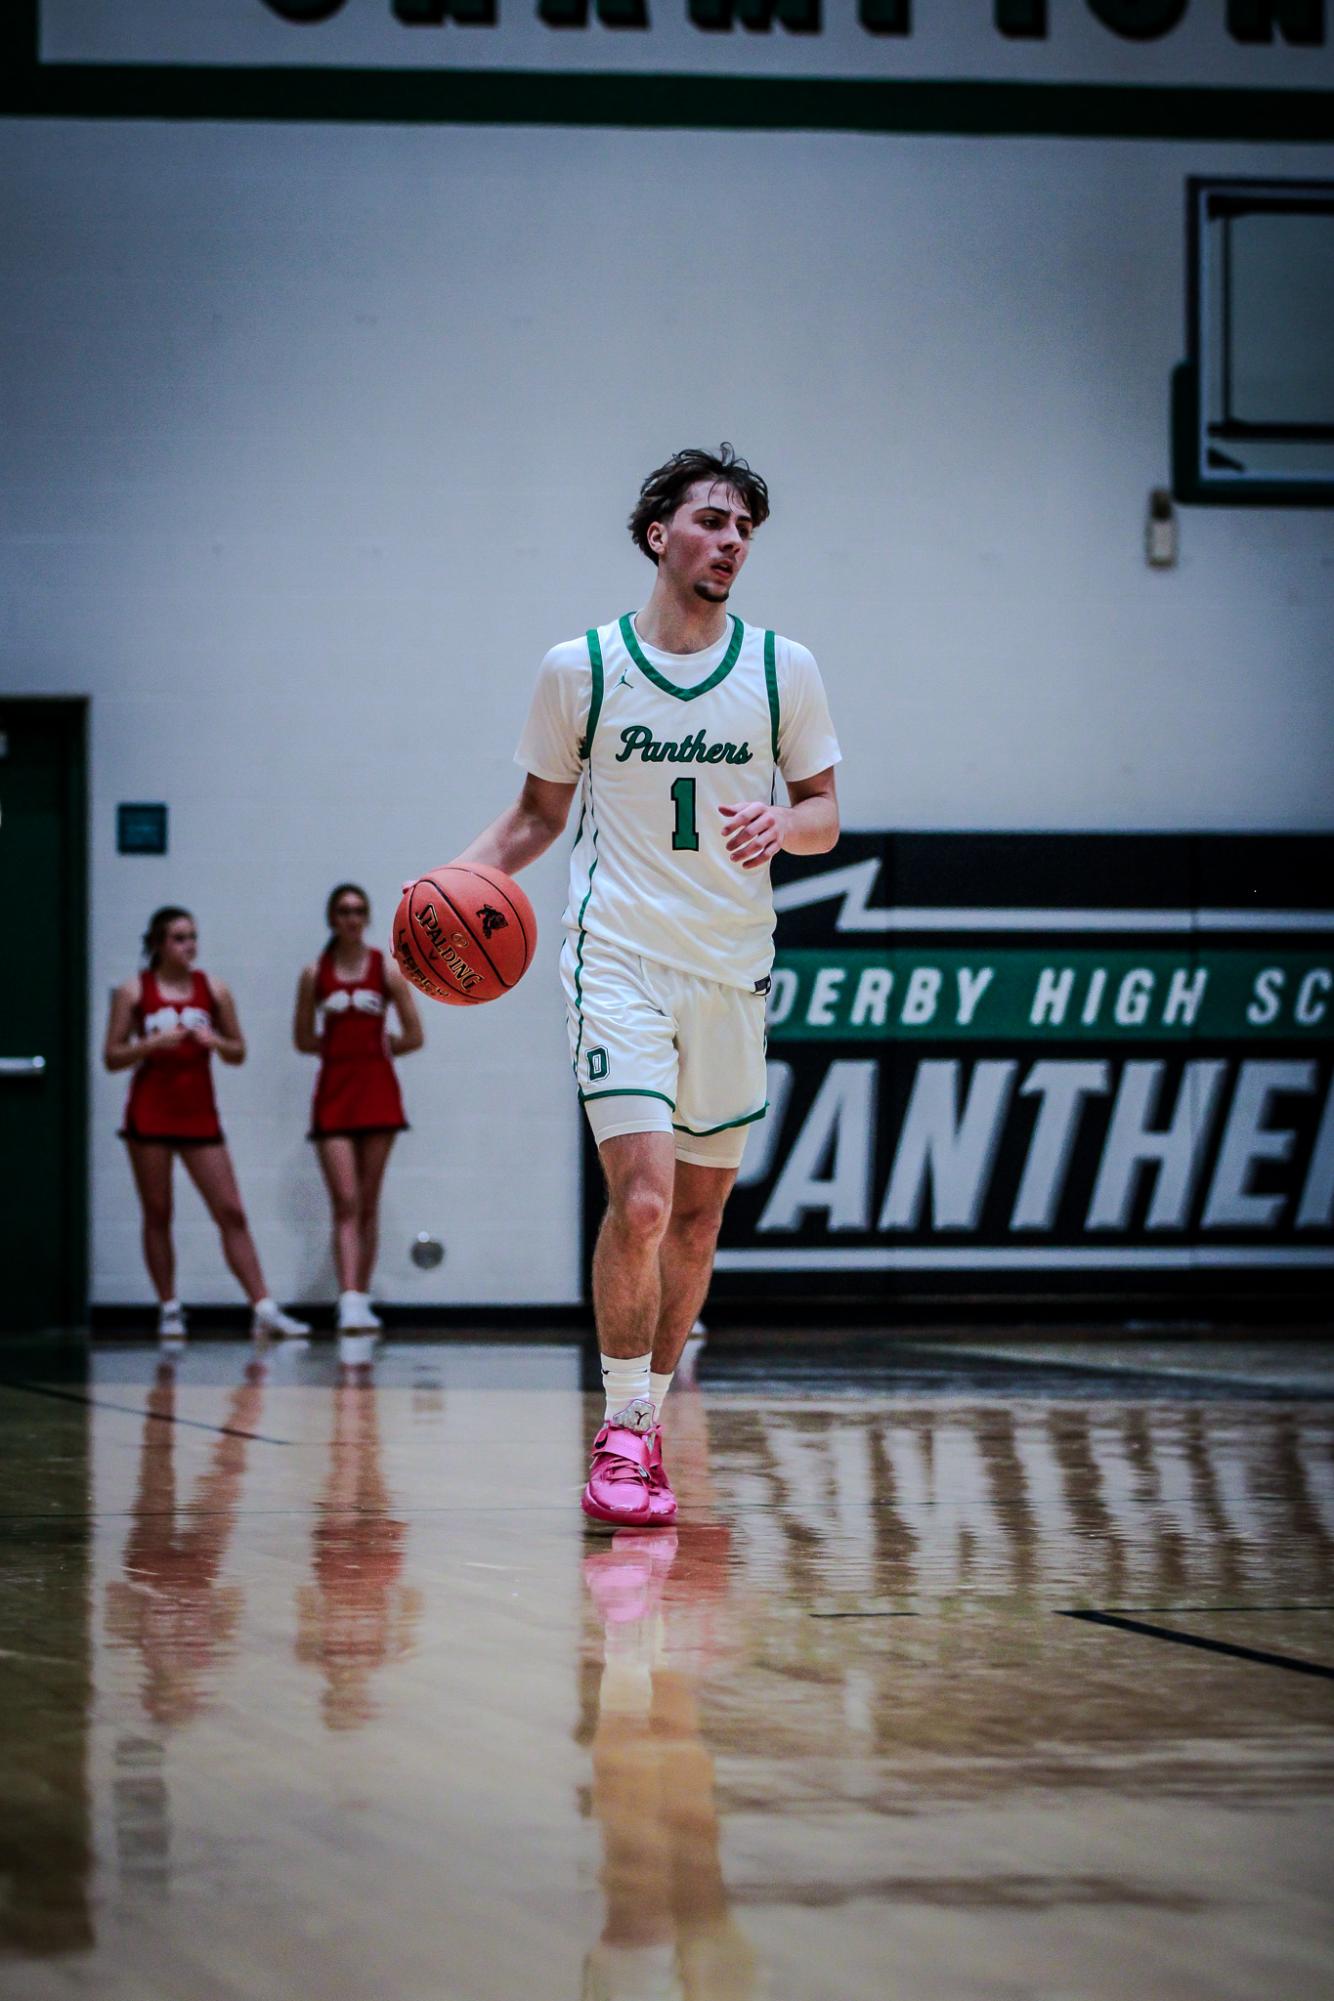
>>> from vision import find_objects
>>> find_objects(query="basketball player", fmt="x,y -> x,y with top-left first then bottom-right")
294,883 -> 424,1331
105,906 -> 310,1342
456,446 -> 840,1526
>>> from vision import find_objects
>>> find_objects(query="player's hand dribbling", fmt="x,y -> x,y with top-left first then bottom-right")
720,800 -> 790,870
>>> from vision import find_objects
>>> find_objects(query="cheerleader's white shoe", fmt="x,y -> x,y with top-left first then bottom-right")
251,1298 -> 310,1340
337,1290 -> 382,1331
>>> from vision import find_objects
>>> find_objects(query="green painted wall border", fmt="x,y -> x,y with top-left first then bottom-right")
7,68 -> 1332,139
2,2 -> 1331,140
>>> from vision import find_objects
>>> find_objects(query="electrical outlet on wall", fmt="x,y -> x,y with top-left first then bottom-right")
1146,488 -> 1177,568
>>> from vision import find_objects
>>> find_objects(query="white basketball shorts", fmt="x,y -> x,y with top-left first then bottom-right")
560,934 -> 769,1170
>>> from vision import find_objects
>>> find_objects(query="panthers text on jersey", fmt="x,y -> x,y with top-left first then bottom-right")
516,612 -> 841,992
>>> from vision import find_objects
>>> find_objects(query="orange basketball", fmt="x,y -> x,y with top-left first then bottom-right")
392,864 -> 536,1007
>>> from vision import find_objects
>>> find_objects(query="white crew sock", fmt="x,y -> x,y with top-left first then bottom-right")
159,1298 -> 181,1313
650,1370 -> 674,1419
601,1349 -> 652,1421
253,1296 -> 276,1317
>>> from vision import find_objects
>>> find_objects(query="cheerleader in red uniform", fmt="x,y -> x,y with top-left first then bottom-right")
104,906 -> 309,1343
294,884 -> 423,1331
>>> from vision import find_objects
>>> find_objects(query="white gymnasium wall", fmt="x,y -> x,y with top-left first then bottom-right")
1,118 -> 1331,1308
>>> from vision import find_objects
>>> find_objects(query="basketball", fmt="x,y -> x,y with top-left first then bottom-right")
392,863 -> 536,1006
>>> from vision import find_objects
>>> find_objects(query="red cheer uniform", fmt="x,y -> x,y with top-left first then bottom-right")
121,968 -> 224,1144
309,948 -> 408,1140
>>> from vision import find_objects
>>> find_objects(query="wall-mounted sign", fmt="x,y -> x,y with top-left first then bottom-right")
585,833 -> 1334,1305
116,803 -> 168,856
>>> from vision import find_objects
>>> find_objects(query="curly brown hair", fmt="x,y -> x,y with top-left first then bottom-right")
628,444 -> 770,564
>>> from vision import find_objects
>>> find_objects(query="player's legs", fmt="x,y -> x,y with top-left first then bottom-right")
584,1131 -> 680,1530
564,932 -> 678,1381
593,1131 -> 677,1362
653,1160 -> 737,1378
644,973 -> 763,1523
315,1136 -> 361,1293
179,1144 -> 267,1305
127,1140 -> 175,1303
351,1131 -> 396,1293
651,967 -> 765,1382
570,939 -> 749,1527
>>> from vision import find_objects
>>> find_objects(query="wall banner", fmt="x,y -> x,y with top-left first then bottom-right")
34,0 -> 1334,86
586,834 -> 1334,1305
17,2 -> 1334,136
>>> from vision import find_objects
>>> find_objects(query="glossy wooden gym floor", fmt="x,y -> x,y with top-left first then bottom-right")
1,1334 -> 1331,2001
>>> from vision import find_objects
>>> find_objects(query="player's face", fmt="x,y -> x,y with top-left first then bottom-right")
652,480 -> 753,603
332,894 -> 369,946
161,920 -> 198,971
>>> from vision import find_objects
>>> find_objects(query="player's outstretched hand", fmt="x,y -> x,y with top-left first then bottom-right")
720,800 -> 789,870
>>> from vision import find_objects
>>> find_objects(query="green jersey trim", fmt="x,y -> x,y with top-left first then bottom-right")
672,1101 -> 770,1137
618,613 -> 744,703
571,629 -> 604,1078
580,626 -> 605,760
580,1088 -> 677,1110
763,630 -> 780,765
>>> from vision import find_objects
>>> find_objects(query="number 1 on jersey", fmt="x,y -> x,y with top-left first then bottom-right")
670,776 -> 699,853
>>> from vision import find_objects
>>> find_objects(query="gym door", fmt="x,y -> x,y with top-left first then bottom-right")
0,701 -> 87,1330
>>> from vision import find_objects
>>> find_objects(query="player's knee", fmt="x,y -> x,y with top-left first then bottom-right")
331,1190 -> 358,1226
612,1179 -> 672,1244
142,1197 -> 172,1230
214,1197 -> 248,1235
672,1201 -> 726,1258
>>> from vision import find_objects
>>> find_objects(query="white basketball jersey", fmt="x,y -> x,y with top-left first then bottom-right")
573,615 -> 783,990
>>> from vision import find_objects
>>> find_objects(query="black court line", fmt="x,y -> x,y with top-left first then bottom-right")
7,1380 -> 290,1446
1060,1610 -> 1334,1682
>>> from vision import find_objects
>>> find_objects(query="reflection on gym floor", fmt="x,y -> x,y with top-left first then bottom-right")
581,1389 -> 762,2001
295,1342 -> 421,1733
105,1360 -> 266,1728
0,1337 -> 1329,2000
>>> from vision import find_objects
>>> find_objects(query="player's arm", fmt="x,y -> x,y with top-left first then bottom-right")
454,773 -> 577,875
199,978 -> 247,1065
103,979 -> 161,1071
293,965 -> 322,1055
384,962 -> 425,1057
721,766 -> 840,872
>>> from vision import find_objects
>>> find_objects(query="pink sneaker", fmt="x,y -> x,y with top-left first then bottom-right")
582,1403 -> 655,1527
646,1427 -> 678,1523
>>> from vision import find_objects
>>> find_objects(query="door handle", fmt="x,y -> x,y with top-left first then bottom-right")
0,1056 -> 46,1076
